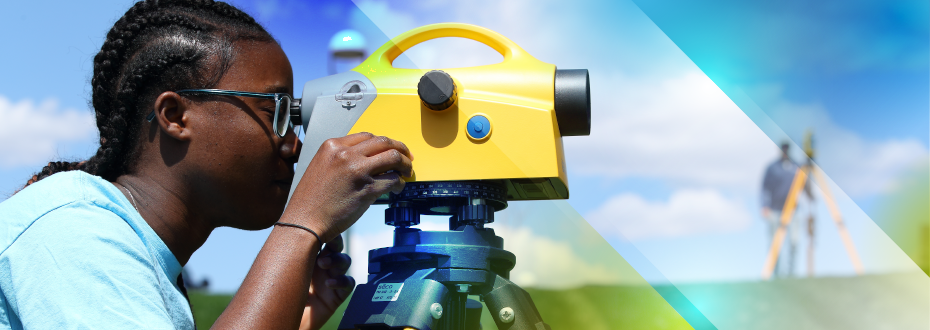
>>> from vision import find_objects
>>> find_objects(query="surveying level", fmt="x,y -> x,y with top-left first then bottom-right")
286,23 -> 590,329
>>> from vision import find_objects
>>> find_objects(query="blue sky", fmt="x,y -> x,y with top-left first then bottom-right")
632,0 -> 929,207
0,0 -> 926,301
633,0 -> 929,142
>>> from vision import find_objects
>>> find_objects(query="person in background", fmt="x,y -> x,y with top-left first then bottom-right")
761,141 -> 801,278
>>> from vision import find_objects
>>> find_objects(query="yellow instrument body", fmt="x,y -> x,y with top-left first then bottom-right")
348,23 -> 568,200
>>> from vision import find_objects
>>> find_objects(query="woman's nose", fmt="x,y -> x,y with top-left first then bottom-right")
280,127 -> 302,162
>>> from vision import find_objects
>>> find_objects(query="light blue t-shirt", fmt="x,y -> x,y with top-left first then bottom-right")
0,171 -> 194,329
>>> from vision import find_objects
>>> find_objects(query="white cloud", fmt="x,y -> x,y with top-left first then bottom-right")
761,96 -> 929,197
585,189 -> 751,241
350,0 -> 625,70
348,222 -> 624,289
563,67 -> 926,200
389,37 -> 504,70
492,225 -> 623,289
565,71 -> 775,189
352,0 -> 544,44
563,69 -> 927,198
826,138 -> 927,196
0,95 -> 96,168
351,0 -> 693,75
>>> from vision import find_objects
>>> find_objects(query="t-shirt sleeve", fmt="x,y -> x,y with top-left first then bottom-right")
0,201 -> 177,329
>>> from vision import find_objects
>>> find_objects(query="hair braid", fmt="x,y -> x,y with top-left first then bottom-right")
24,162 -> 87,187
22,0 -> 274,189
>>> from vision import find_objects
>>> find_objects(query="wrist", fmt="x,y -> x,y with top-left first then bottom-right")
279,211 -> 334,243
274,222 -> 323,249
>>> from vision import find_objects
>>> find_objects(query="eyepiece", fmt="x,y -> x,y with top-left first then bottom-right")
554,69 -> 591,136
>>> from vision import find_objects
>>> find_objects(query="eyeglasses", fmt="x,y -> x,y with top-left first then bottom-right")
147,89 -> 301,138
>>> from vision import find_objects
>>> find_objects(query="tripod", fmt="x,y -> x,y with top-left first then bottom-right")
338,181 -> 551,330
762,133 -> 864,280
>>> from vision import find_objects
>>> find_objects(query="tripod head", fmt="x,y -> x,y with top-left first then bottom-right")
385,180 -> 508,230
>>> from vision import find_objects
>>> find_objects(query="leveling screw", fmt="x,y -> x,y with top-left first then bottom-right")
430,303 -> 443,319
499,307 -> 515,323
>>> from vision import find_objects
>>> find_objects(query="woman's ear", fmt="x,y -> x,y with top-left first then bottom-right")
152,92 -> 193,141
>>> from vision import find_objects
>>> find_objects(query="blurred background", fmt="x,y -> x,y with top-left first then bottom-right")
0,0 -> 926,329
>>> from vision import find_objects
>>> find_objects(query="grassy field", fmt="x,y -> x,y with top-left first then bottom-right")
189,285 -> 692,329
189,273 -> 928,329
188,291 -> 234,330
674,273 -> 929,330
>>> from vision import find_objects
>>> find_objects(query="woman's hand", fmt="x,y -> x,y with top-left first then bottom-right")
299,235 -> 354,330
281,132 -> 413,243
218,133 -> 410,330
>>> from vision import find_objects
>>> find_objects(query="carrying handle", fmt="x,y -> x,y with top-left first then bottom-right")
370,23 -> 534,69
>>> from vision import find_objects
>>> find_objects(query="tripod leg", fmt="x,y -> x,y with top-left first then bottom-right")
445,292 -> 468,330
436,295 -> 483,330
812,168 -> 864,275
762,165 -> 808,280
481,275 -> 550,330
465,299 -> 482,330
807,213 -> 815,277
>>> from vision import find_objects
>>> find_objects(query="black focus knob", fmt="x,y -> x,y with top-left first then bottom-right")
417,70 -> 457,111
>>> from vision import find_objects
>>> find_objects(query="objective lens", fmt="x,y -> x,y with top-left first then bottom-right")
554,69 -> 591,136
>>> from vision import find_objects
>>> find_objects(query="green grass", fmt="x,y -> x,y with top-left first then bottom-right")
675,273 -> 929,330
188,285 -> 690,329
517,286 -> 692,330
188,291 -> 233,329
189,274 -> 929,329
188,291 -> 350,330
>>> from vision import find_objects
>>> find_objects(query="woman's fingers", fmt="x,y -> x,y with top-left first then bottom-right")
321,234 -> 344,254
352,134 -> 413,160
357,137 -> 412,196
317,252 -> 351,272
325,275 -> 356,292
371,172 -> 406,195
366,148 -> 413,178
339,132 -> 379,147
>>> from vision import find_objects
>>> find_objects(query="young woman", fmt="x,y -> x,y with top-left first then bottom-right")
0,1 -> 412,329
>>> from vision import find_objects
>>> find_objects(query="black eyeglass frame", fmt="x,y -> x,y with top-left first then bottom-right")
147,89 -> 301,138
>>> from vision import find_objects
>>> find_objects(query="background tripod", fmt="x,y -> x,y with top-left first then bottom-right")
762,132 -> 864,280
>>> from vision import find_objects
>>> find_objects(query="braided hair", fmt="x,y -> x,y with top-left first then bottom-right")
24,0 -> 274,187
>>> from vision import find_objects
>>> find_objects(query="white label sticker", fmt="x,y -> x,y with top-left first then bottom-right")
371,282 -> 404,302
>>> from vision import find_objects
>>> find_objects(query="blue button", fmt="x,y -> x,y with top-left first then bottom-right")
466,115 -> 491,139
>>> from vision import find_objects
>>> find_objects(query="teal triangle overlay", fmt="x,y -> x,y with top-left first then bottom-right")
628,0 -> 929,170
598,232 -> 718,330
654,286 -> 719,330
629,0 -> 930,268
603,237 -> 720,330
